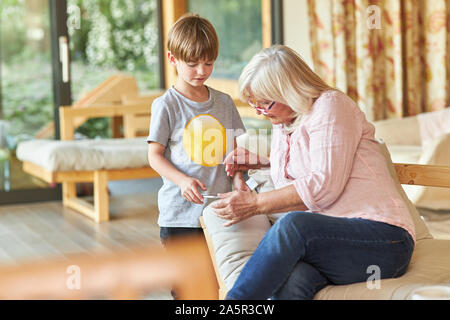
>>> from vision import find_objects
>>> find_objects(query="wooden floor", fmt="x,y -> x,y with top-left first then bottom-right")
0,193 -> 164,265
0,179 -> 175,299
0,193 -> 449,264
0,179 -> 449,299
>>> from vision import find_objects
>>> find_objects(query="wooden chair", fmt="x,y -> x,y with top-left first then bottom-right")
0,236 -> 218,299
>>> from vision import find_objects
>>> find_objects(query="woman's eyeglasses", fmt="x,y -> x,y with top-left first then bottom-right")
247,98 -> 275,115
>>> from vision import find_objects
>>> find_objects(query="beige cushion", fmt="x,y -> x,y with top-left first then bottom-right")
402,133 -> 450,210
387,145 -> 422,164
373,116 -> 421,146
417,107 -> 450,146
16,138 -> 149,172
202,137 -> 435,298
378,142 -> 432,241
378,137 -> 450,210
373,109 -> 450,211
315,239 -> 450,299
202,206 -> 271,290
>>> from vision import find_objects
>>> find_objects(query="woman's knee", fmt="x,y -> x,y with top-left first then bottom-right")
273,211 -> 316,237
276,211 -> 309,229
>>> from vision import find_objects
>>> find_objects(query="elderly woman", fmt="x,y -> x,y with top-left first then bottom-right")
211,45 -> 415,300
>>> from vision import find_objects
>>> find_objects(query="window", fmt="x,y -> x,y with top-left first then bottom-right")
67,0 -> 162,138
188,0 -> 263,80
162,0 -> 276,98
0,0 -> 163,203
0,0 -> 55,193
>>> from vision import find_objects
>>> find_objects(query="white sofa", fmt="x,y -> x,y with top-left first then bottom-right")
373,108 -> 450,210
201,132 -> 450,300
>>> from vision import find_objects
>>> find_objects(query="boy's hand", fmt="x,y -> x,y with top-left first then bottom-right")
179,176 -> 207,204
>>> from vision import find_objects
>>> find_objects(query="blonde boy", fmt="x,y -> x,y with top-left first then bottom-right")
147,14 -> 248,244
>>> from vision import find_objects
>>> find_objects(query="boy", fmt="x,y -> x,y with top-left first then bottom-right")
147,14 -> 248,245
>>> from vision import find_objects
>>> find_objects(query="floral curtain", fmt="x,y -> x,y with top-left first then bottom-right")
307,0 -> 449,121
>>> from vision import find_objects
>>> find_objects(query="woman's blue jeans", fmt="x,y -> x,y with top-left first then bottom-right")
226,211 -> 415,300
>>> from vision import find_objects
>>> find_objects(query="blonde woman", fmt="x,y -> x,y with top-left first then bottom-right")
211,45 -> 415,300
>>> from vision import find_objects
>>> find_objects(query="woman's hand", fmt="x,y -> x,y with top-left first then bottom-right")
223,147 -> 270,177
178,176 -> 207,204
211,190 -> 259,227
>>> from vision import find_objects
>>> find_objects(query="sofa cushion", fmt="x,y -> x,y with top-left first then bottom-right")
202,206 -> 271,290
16,138 -> 149,172
373,116 -> 421,146
417,107 -> 450,146
378,142 -> 432,241
315,239 -> 450,299
402,133 -> 450,210
373,108 -> 450,211
386,145 -> 422,164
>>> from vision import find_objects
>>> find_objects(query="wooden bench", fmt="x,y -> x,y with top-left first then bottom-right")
21,100 -> 160,223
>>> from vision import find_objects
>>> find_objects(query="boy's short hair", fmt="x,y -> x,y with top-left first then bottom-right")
167,13 -> 219,62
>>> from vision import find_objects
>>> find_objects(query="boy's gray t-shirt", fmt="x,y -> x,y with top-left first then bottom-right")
147,87 -> 246,227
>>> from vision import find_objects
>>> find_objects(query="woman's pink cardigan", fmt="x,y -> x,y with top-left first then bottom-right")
270,90 -> 416,241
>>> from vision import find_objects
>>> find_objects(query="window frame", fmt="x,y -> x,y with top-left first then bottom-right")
0,0 -> 68,204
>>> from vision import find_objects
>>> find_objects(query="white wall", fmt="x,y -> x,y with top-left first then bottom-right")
282,0 -> 313,69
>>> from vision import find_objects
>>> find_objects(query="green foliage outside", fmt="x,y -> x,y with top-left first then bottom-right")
0,0 -> 160,147
188,0 -> 262,79
68,0 -> 159,139
68,0 -> 159,74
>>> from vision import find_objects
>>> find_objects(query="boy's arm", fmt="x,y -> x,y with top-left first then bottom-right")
148,142 -> 187,182
148,142 -> 206,204
231,138 -> 251,192
232,171 -> 250,192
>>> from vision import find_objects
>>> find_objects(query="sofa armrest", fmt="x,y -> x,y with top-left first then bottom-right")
373,116 -> 421,146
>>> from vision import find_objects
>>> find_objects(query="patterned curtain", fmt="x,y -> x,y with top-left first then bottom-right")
307,0 -> 449,121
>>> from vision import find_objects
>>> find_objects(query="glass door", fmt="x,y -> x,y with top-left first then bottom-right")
0,0 -> 68,204
67,0 -> 162,140
0,0 -> 162,205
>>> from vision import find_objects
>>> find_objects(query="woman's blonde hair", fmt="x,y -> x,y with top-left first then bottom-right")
167,13 -> 219,62
239,45 -> 333,132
